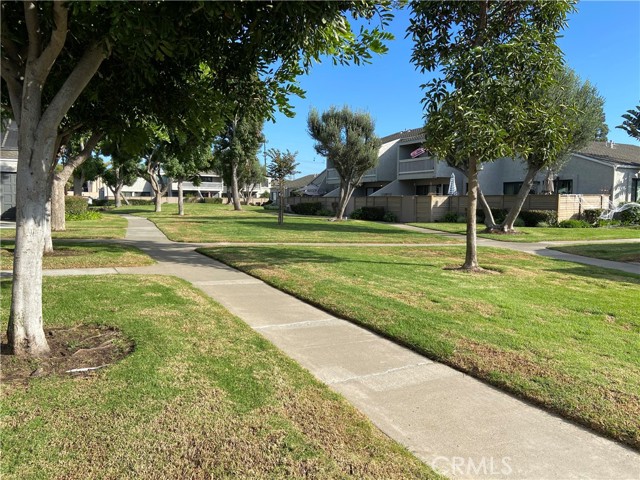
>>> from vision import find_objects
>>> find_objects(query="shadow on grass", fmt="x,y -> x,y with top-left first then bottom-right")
542,264 -> 640,285
198,246 -> 440,270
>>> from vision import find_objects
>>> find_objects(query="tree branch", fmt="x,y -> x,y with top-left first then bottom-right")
33,0 -> 69,81
38,42 -> 106,135
1,15 -> 24,66
0,61 -> 23,125
59,131 -> 103,180
24,1 -> 41,61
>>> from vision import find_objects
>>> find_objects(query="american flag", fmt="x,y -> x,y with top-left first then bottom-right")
410,147 -> 426,158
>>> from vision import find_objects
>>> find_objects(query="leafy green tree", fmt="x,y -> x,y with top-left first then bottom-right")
308,106 -> 380,220
163,135 -> 214,216
240,159 -> 268,206
1,0 -> 393,356
267,149 -> 299,225
494,68 -> 608,232
409,0 -> 573,270
213,113 -> 265,211
617,104 -> 640,141
73,154 -> 106,196
100,144 -> 141,208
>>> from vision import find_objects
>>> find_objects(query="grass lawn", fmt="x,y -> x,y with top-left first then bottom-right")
0,241 -> 154,270
549,243 -> 640,263
411,222 -> 640,242
0,215 -> 128,241
0,276 -> 438,479
200,245 -> 640,449
113,203 -> 461,244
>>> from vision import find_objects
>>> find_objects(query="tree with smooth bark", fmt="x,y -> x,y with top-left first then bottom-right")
409,0 -> 572,270
73,154 -> 105,197
101,149 -> 139,208
267,149 -> 299,225
241,160 -> 267,206
1,0 -> 393,356
494,68 -> 608,232
212,113 -> 265,211
163,136 -> 214,216
307,106 -> 380,220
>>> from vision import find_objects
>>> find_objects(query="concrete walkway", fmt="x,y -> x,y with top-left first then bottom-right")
2,216 -> 639,479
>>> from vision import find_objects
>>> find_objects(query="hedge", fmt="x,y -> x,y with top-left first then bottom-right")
65,196 -> 88,215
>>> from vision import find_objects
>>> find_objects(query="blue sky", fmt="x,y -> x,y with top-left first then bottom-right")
263,2 -> 640,177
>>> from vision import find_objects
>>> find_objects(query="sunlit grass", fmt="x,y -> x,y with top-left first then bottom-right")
200,244 -> 640,449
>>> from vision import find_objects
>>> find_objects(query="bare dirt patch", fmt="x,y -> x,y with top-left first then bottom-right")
1,325 -> 133,386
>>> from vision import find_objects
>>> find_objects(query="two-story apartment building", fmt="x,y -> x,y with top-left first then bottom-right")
312,128 -> 640,204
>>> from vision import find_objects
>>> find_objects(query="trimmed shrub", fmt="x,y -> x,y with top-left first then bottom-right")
476,208 -> 508,224
535,221 -> 549,228
202,197 -> 223,204
316,208 -> 333,217
519,210 -> 558,227
441,212 -> 459,223
615,205 -> 640,225
383,211 -> 398,222
91,199 -> 112,207
583,209 -> 603,225
290,202 -> 323,215
456,215 -> 466,223
359,206 -> 386,221
513,217 -> 526,227
65,196 -> 88,216
66,211 -> 103,221
128,198 -> 154,205
558,219 -> 591,228
596,219 -> 622,228
263,204 -> 279,211
349,208 -> 363,220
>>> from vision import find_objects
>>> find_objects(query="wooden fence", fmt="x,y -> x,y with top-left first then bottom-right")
285,194 -> 610,223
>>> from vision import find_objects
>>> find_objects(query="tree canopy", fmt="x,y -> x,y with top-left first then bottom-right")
409,0 -> 573,269
308,106 -> 380,220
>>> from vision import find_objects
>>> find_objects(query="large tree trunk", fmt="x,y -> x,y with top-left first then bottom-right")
335,180 -> 353,220
43,198 -> 53,254
231,161 -> 242,211
478,185 -> 497,229
278,179 -> 285,225
154,194 -> 162,213
177,180 -> 184,216
112,185 -> 122,208
73,173 -> 84,196
51,132 -> 102,231
462,157 -> 480,270
3,1 -> 106,356
499,166 -> 540,232
51,174 -> 67,231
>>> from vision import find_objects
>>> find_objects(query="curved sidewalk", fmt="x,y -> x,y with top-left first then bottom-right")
4,215 -> 638,479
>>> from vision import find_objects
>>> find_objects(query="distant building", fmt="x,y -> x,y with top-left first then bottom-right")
1,121 -> 18,219
307,128 -> 640,204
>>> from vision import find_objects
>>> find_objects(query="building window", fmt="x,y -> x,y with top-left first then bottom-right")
365,187 -> 381,196
554,179 -> 573,194
416,185 -> 428,196
632,178 -> 639,202
503,181 -> 540,195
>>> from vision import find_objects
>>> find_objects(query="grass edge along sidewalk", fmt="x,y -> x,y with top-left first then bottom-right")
548,243 -> 640,263
410,222 -> 640,243
0,275 -> 440,479
199,244 -> 640,450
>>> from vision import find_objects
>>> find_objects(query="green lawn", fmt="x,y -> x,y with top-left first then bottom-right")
0,241 -> 154,270
199,245 -> 640,449
549,243 -> 640,263
411,222 -> 640,242
113,203 -> 461,244
0,276 -> 438,479
0,215 -> 128,241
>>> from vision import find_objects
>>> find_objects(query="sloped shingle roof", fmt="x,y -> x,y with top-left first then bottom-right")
575,141 -> 640,167
285,174 -> 319,189
379,127 -> 425,144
